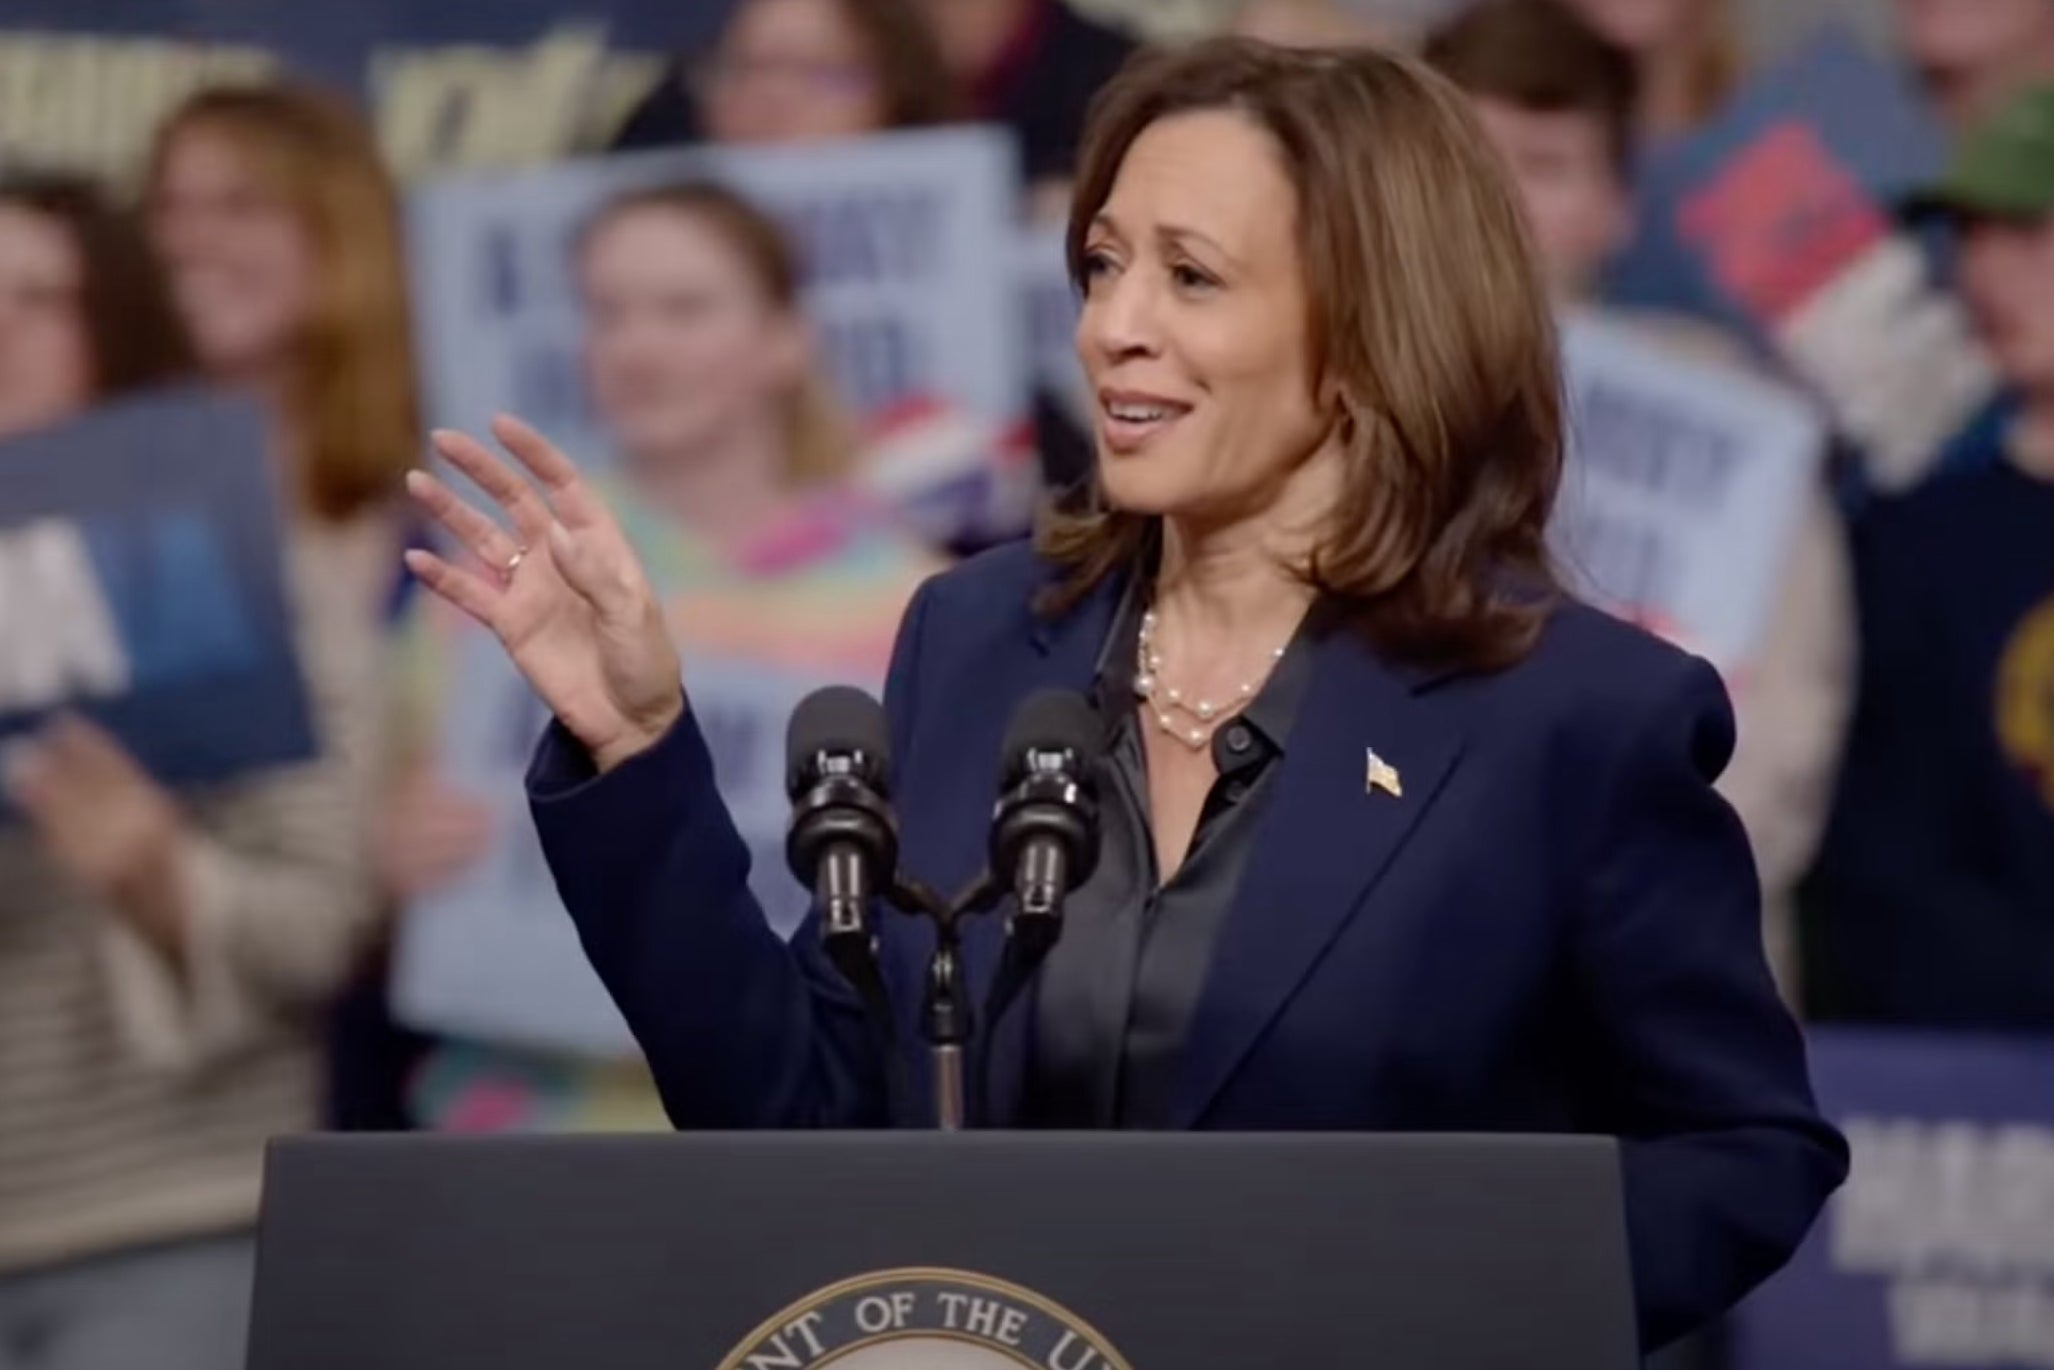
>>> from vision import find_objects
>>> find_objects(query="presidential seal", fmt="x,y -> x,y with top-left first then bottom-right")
715,1267 -> 1135,1370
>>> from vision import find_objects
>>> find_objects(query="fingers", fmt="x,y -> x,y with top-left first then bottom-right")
544,521 -> 643,626
431,428 -> 557,544
404,549 -> 504,630
491,415 -> 610,532
405,469 -> 522,572
43,714 -> 137,783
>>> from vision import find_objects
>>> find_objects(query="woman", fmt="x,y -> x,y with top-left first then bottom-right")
381,182 -> 937,1132
0,170 -> 385,1368
1559,0 -> 1740,139
146,83 -> 423,1130
405,40 -> 1845,1350
613,0 -> 954,149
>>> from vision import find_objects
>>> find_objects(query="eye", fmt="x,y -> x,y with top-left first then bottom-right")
1080,248 -> 1117,280
1170,262 -> 1218,293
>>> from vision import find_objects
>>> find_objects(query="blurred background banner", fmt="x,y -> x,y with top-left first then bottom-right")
0,385 -> 311,791
408,128 -> 1027,465
0,3 -> 744,181
1553,311 -> 1825,677
1729,1028 -> 2054,1370
1608,28 -> 1997,492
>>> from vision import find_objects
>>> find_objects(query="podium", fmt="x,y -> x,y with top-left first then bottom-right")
246,1131 -> 1640,1368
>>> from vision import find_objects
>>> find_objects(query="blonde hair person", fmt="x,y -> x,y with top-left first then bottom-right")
378,181 -> 938,1134
0,115 -> 398,1367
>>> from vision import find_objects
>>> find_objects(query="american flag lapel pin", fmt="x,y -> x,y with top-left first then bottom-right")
1365,748 -> 1403,799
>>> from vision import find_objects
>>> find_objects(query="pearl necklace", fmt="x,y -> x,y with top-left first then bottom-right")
1132,608 -> 1288,751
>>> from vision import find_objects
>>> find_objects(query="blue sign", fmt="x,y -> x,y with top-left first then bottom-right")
0,386 -> 314,789
1606,28 -> 1999,491
1731,1028 -> 2054,1369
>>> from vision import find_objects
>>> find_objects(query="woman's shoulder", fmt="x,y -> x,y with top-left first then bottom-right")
1473,596 -> 1737,782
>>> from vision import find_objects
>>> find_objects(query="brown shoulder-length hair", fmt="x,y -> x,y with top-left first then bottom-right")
575,181 -> 853,488
1043,37 -> 1564,673
147,83 -> 421,524
0,172 -> 197,399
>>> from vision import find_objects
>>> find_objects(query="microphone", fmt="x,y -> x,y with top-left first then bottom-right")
989,689 -> 1103,953
785,686 -> 898,987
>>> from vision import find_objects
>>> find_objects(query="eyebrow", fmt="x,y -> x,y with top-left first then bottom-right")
1088,211 -> 1243,270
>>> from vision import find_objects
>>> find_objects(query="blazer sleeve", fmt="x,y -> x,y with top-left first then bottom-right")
1571,654 -> 1849,1350
527,576 -> 939,1128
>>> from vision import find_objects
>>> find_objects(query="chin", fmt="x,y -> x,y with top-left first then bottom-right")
1096,456 -> 1196,517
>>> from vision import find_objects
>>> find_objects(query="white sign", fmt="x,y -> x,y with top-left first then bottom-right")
389,638 -> 843,1057
1552,310 -> 1828,674
407,126 -> 1030,460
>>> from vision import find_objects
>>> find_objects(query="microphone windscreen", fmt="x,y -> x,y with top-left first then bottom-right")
1001,689 -> 1104,777
786,685 -> 890,797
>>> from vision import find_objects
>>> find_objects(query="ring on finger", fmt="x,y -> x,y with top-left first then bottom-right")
502,545 -> 528,578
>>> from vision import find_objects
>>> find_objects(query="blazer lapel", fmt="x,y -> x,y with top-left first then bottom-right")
967,565 -> 1128,1128
1170,629 -> 1469,1127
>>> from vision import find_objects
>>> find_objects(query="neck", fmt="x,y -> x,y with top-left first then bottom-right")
1636,42 -> 1708,141
1152,446 -> 1339,650
2013,392 -> 2054,480
626,415 -> 791,543
223,351 -> 309,509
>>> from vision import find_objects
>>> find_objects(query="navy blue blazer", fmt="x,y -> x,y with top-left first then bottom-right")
529,541 -> 1847,1350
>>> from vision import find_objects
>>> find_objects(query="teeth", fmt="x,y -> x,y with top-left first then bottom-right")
1110,403 -> 1171,422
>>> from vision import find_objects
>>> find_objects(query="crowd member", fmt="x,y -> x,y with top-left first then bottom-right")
1427,0 -> 1855,1001
146,83 -> 425,1129
1899,0 -> 2054,130
1556,0 -> 1739,140
380,182 -> 937,1132
1232,0 -> 1401,47
0,166 -> 388,1370
613,0 -> 955,149
911,0 -> 1138,201
1808,83 -> 2054,1030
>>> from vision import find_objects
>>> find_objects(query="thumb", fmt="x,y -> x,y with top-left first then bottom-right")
547,521 -> 639,624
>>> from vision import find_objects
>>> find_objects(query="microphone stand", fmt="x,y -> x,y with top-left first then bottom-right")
882,872 -> 1004,1131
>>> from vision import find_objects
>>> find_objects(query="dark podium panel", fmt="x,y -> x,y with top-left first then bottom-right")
247,1131 -> 1638,1369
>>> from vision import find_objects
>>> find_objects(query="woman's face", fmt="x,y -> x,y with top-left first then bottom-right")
0,206 -> 93,443
1075,109 -> 1335,526
148,127 -> 317,378
703,0 -> 890,144
578,206 -> 808,464
1560,0 -> 1713,53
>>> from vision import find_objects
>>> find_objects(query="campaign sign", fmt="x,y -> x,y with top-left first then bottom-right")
1552,311 -> 1826,676
1608,28 -> 1997,491
407,126 -> 1027,460
389,646 -> 830,1057
0,386 -> 312,791
1730,1028 -> 2054,1370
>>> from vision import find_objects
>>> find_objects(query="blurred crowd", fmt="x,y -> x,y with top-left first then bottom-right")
0,0 -> 2051,1367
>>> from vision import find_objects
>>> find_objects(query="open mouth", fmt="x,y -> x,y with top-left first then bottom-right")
1099,391 -> 1193,452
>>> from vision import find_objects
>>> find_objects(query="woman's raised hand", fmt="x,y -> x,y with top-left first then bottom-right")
403,415 -> 682,773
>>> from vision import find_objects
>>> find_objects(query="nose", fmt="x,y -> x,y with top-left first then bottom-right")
1078,264 -> 1162,368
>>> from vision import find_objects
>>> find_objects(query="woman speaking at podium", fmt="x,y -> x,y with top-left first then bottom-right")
402,38 -> 1846,1351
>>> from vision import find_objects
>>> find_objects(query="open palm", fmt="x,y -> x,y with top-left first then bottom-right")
403,415 -> 683,773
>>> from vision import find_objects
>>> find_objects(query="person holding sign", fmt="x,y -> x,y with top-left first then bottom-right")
383,181 -> 937,1132
1425,0 -> 1853,1001
404,39 -> 1845,1352
1810,81 -> 2054,1030
0,172 -> 388,1370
